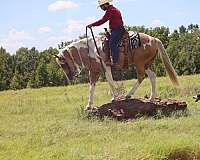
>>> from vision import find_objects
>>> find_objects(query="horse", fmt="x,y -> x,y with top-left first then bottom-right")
54,32 -> 179,109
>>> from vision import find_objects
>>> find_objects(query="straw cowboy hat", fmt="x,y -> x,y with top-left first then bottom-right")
98,0 -> 112,7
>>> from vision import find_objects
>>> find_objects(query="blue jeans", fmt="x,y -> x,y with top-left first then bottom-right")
109,26 -> 125,64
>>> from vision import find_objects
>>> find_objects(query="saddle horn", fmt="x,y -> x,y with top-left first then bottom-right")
104,28 -> 110,38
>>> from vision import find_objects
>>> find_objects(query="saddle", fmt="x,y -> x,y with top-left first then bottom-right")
102,28 -> 141,69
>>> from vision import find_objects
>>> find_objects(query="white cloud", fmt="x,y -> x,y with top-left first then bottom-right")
0,29 -> 33,54
151,19 -> 164,28
0,17 -> 109,54
7,29 -> 32,41
46,35 -> 76,50
38,26 -> 52,33
48,0 -> 79,12
64,17 -> 108,34
115,0 -> 137,3
64,20 -> 85,33
64,17 -> 96,33
48,36 -> 67,45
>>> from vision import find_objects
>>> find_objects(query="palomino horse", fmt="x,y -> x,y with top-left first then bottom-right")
55,32 -> 179,109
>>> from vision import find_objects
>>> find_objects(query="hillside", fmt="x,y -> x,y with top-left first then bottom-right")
0,74 -> 200,160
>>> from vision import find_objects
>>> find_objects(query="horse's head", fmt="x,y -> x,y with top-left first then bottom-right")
55,36 -> 104,83
54,48 -> 77,82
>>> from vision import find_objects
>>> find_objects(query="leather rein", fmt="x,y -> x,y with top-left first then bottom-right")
86,27 -> 105,73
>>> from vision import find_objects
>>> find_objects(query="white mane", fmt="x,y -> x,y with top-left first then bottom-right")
61,36 -> 102,62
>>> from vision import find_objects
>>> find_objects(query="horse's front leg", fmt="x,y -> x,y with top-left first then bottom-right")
85,82 -> 96,110
104,66 -> 120,101
125,81 -> 141,99
85,69 -> 101,110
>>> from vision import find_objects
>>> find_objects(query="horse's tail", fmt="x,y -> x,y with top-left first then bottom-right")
157,39 -> 179,86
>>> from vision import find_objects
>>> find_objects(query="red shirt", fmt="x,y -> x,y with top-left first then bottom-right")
91,5 -> 124,29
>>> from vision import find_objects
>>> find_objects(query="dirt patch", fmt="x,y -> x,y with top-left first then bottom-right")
167,150 -> 200,160
87,98 -> 187,120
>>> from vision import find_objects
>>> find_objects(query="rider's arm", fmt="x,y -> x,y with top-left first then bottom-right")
91,10 -> 112,27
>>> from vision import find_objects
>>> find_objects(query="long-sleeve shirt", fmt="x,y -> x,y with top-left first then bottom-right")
91,5 -> 124,29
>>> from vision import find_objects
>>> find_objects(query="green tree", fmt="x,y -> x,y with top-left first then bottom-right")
0,47 -> 13,90
12,47 -> 39,88
35,63 -> 48,87
10,70 -> 24,90
179,25 -> 187,34
167,24 -> 200,75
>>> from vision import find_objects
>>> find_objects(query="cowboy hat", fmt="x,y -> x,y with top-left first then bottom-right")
97,0 -> 112,8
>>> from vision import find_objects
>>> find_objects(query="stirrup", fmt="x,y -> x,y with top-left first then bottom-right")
105,61 -> 112,66
111,62 -> 120,68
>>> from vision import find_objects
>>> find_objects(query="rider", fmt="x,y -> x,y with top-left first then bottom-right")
87,0 -> 125,67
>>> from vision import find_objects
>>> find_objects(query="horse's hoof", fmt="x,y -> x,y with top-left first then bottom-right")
84,106 -> 98,112
84,105 -> 92,111
111,99 -> 117,103
111,97 -> 119,102
149,97 -> 160,101
125,95 -> 131,99
111,96 -> 125,102
144,95 -> 149,99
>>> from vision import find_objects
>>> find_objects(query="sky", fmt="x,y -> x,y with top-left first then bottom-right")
0,0 -> 199,54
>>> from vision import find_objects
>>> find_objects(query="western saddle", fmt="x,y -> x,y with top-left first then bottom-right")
102,28 -> 131,69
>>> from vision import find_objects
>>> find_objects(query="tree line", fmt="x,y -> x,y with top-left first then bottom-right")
0,24 -> 199,91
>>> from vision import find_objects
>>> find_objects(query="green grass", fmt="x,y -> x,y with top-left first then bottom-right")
0,74 -> 200,160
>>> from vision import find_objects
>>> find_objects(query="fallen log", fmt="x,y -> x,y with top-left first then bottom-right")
87,98 -> 187,120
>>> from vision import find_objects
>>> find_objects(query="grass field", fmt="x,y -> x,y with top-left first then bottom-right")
0,74 -> 200,160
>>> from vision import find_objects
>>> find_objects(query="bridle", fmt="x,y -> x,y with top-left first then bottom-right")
55,52 -> 80,80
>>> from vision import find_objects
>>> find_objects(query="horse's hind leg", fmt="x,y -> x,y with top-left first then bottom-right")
145,68 -> 157,99
125,66 -> 145,99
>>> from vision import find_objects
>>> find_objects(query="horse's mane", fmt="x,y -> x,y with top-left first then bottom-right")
64,35 -> 102,51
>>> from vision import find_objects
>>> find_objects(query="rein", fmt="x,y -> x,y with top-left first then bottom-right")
86,27 -> 92,71
86,27 -> 105,73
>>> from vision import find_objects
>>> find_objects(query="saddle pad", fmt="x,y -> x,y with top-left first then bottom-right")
129,32 -> 141,49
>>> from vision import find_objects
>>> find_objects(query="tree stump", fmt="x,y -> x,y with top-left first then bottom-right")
87,98 -> 187,120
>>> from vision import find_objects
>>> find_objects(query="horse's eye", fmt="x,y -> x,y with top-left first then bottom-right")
59,57 -> 65,61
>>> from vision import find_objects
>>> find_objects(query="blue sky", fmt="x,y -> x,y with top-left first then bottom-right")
0,0 -> 199,54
